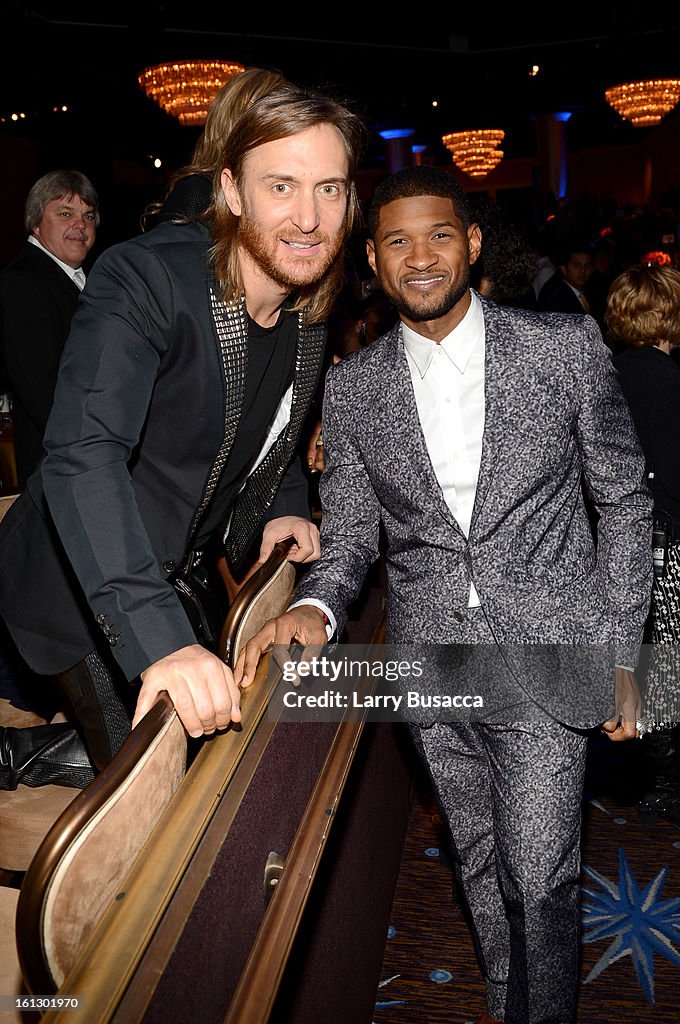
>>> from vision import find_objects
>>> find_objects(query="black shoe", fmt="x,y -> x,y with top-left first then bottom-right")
636,784 -> 680,830
0,723 -> 96,790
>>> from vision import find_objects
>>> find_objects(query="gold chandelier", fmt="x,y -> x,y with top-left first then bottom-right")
604,79 -> 680,127
139,60 -> 245,126
441,129 -> 505,178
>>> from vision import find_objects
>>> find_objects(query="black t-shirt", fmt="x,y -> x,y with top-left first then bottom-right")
193,309 -> 297,547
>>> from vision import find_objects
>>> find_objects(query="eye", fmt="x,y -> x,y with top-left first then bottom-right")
272,182 -> 291,195
85,213 -> 95,221
319,184 -> 341,197
433,231 -> 452,240
388,237 -> 408,247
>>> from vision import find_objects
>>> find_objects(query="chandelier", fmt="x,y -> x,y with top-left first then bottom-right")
441,129 -> 505,178
604,79 -> 680,127
139,60 -> 245,126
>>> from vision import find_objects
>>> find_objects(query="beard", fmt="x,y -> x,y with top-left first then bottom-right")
383,272 -> 470,323
237,207 -> 345,289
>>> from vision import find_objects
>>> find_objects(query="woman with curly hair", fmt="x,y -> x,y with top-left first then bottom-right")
608,262 -> 680,828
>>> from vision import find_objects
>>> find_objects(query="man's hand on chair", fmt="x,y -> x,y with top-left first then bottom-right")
134,644 -> 241,738
233,605 -> 328,688
258,516 -> 320,565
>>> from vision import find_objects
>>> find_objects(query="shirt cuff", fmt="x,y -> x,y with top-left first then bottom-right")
288,598 -> 336,639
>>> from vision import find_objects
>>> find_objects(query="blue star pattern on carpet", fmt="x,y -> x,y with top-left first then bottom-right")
582,847 -> 680,1003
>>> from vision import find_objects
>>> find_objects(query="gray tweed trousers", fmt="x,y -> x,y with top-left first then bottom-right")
411,609 -> 588,1024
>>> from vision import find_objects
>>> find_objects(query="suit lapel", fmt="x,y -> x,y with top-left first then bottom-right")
470,299 -> 508,531
387,326 -> 464,536
24,242 -> 81,301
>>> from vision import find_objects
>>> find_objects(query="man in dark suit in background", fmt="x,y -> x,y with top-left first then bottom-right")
0,170 -> 99,487
0,84 -> 365,788
236,167 -> 652,1024
537,238 -> 594,315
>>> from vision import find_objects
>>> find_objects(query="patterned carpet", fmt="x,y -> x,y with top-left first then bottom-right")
375,732 -> 680,1024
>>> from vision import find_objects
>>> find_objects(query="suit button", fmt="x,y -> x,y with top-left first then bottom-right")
96,613 -> 106,625
163,561 -> 176,573
454,611 -> 464,622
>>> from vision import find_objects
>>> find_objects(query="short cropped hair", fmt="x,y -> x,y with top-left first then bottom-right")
24,170 -> 100,233
367,165 -> 471,238
605,264 -> 680,348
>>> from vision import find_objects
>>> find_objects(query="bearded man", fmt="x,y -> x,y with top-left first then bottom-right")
0,83 -> 365,787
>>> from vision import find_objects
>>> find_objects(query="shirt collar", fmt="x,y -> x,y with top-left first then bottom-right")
401,290 -> 484,378
28,235 -> 84,286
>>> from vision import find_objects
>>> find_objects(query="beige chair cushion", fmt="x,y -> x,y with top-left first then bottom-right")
232,560 -> 296,663
0,886 -> 26,1023
0,786 -> 78,872
41,710 -> 186,986
0,494 -> 19,524
0,700 -> 81,872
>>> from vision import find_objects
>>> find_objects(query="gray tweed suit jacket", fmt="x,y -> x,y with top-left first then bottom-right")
294,295 -> 654,726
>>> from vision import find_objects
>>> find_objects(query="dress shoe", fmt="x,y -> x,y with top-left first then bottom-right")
636,783 -> 680,829
635,727 -> 680,830
0,723 -> 96,790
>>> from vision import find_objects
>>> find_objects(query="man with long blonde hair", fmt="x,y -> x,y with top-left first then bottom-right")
0,82 -> 365,788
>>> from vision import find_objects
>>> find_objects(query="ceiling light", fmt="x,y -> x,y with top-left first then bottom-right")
605,79 -> 680,127
442,129 -> 505,178
139,60 -> 245,126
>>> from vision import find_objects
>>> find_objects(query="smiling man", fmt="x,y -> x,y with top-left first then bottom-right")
236,166 -> 653,1024
0,169 -> 99,486
0,84 -> 365,788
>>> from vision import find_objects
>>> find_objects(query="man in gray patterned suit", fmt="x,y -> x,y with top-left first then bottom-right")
237,166 -> 653,1024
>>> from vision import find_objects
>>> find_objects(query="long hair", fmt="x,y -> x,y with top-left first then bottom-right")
25,169 -> 100,232
142,67 -> 289,227
209,85 -> 366,325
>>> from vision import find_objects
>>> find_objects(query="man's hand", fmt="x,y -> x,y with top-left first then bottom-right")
233,604 -> 328,687
133,644 -> 241,738
259,516 -> 320,564
600,667 -> 642,741
306,421 -> 326,474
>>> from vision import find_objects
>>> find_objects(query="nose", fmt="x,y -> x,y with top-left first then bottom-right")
405,239 -> 438,271
291,190 -> 321,234
70,213 -> 88,233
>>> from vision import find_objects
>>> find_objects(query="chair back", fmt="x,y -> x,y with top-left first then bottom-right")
219,540 -> 296,668
15,693 -> 186,994
12,537 -> 298,993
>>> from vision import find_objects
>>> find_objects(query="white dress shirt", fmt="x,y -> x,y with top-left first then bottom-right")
28,235 -> 86,290
292,290 -> 486,637
402,290 -> 485,606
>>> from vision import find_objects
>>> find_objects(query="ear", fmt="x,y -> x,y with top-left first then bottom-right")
366,238 -> 377,275
468,223 -> 482,266
221,169 -> 242,216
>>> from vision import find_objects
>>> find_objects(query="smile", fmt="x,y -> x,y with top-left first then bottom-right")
283,240 -> 323,252
402,274 -> 447,289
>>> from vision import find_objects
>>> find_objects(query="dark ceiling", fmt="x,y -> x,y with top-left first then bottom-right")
2,2 -> 680,248
4,3 -> 680,160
